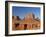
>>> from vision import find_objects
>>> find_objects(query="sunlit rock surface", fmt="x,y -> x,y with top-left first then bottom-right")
12,13 -> 40,30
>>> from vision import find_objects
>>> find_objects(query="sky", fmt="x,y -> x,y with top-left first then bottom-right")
12,6 -> 40,19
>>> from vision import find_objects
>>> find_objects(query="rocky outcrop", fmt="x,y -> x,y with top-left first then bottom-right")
24,13 -> 35,20
12,13 -> 40,30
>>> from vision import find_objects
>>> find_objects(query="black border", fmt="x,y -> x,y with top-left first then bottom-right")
5,1 -> 45,36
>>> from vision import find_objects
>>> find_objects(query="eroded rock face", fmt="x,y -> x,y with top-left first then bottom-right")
12,16 -> 21,30
12,13 -> 40,30
24,13 -> 35,20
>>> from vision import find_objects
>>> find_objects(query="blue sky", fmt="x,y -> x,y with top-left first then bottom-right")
12,6 -> 40,19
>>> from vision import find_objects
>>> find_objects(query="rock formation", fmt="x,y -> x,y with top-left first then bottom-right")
24,13 -> 35,20
12,13 -> 40,30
